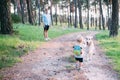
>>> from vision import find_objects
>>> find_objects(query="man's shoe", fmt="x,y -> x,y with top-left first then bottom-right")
47,37 -> 51,40
45,38 -> 48,41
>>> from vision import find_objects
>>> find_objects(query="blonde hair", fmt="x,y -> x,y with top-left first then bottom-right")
77,36 -> 83,43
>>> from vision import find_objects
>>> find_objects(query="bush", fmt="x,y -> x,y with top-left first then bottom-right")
11,14 -> 21,23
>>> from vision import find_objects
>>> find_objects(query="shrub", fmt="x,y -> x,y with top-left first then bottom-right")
11,14 -> 21,23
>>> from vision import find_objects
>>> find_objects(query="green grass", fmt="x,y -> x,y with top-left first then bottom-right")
0,23 -> 83,69
96,30 -> 120,74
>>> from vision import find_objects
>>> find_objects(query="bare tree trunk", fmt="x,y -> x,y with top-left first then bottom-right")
55,4 -> 58,25
74,0 -> 77,28
26,0 -> 34,25
95,3 -> 97,30
78,0 -> 83,29
107,4 -> 110,30
87,0 -> 90,30
109,0 -> 119,37
69,0 -> 72,25
95,4 -> 98,30
20,0 -> 25,24
16,0 -> 21,16
50,0 -> 53,25
38,0 -> 41,26
0,0 -> 13,34
99,0 -> 105,30
107,1 -> 111,30
99,16 -> 101,30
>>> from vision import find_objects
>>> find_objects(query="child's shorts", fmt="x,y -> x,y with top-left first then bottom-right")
75,57 -> 83,62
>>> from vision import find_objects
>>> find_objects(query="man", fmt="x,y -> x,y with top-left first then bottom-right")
42,7 -> 51,41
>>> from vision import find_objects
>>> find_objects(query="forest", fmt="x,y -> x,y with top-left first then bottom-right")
0,0 -> 119,36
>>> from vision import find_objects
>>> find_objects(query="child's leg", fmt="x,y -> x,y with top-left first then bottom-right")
79,58 -> 83,68
75,61 -> 79,68
79,62 -> 82,68
76,61 -> 81,71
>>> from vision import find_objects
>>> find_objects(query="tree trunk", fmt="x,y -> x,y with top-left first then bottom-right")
109,0 -> 119,37
95,3 -> 97,30
38,0 -> 41,26
74,0 -> 77,28
55,4 -> 57,25
78,0 -> 83,29
99,0 -> 105,30
26,0 -> 34,25
16,0 -> 21,16
107,4 -> 111,30
99,16 -> 101,30
50,0 -> 53,25
0,0 -> 13,34
87,0 -> 90,30
20,0 -> 25,24
107,0 -> 111,30
69,0 -> 72,25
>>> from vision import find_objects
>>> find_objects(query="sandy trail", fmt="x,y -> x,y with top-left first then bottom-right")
0,31 -> 119,80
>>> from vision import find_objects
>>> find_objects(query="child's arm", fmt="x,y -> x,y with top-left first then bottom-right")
81,51 -> 82,54
80,47 -> 83,54
73,46 -> 74,48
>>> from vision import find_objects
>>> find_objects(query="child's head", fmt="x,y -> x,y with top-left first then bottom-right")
77,36 -> 83,43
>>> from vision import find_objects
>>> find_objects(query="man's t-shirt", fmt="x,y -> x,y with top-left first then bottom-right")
42,13 -> 51,25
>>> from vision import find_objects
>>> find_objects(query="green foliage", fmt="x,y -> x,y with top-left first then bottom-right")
96,30 -> 120,74
0,23 -> 82,69
0,35 -> 39,69
11,14 -> 21,23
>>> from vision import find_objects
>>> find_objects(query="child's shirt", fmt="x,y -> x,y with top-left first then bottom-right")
73,45 -> 83,58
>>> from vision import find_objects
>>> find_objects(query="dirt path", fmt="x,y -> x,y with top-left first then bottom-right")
0,31 -> 119,80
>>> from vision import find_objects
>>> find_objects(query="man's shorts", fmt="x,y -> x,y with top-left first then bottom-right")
44,25 -> 49,30
75,57 -> 83,62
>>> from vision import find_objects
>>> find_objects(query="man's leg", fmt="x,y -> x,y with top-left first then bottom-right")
44,25 -> 50,40
46,30 -> 48,38
44,30 -> 47,39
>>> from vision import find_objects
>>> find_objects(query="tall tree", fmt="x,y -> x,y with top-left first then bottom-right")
0,0 -> 13,34
78,0 -> 83,29
52,0 -> 60,25
74,0 -> 78,28
16,0 -> 21,16
20,0 -> 25,24
99,0 -> 105,30
103,0 -> 112,30
26,0 -> 34,25
104,0 -> 110,18
109,0 -> 119,37
86,0 -> 90,30
70,1 -> 75,26
69,0 -> 72,25
55,4 -> 58,25
92,0 -> 98,30
50,0 -> 53,25
36,0 -> 41,26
